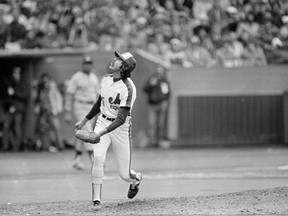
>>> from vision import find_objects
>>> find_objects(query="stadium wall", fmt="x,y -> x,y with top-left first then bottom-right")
167,65 -> 288,146
177,95 -> 283,146
2,51 -> 288,147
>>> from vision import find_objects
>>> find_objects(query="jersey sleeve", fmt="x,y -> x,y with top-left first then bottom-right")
105,107 -> 130,132
120,79 -> 134,108
86,96 -> 101,120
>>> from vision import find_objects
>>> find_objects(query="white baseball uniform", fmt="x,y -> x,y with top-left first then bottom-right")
67,71 -> 99,152
91,74 -> 139,185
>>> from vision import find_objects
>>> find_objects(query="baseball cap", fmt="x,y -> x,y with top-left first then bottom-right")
114,51 -> 136,73
82,55 -> 93,64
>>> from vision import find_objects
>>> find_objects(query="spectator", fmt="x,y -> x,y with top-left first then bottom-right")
192,0 -> 213,22
5,7 -> 27,51
273,21 -> 288,49
36,11 -> 51,36
127,17 -> 149,50
269,0 -> 283,26
236,13 -> 260,42
1,0 -> 288,67
4,5 -> 29,29
206,0 -> 228,46
34,73 -> 64,152
251,1 -> 267,25
264,16 -> 288,64
158,23 -> 173,43
281,1 -> 288,17
41,22 -> 66,48
210,23 -> 223,47
194,24 -> 214,54
57,3 -> 74,38
242,39 -> 267,66
0,9 -> 8,49
164,38 -> 192,67
258,19 -> 279,49
223,6 -> 241,35
181,0 -> 194,18
186,37 -> 217,67
68,17 -> 88,48
86,8 -> 100,49
147,32 -> 170,59
207,0 -> 228,26
177,12 -> 194,40
21,0 -> 37,17
96,12 -> 120,51
215,32 -> 245,67
2,67 -> 28,151
23,29 -> 42,49
143,66 -> 171,148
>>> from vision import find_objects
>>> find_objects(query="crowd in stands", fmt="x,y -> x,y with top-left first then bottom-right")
1,0 -> 288,67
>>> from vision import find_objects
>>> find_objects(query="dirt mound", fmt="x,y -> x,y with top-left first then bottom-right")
1,186 -> 288,215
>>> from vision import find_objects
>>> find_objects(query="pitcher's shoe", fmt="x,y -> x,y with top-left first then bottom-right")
127,173 -> 142,199
93,200 -> 101,209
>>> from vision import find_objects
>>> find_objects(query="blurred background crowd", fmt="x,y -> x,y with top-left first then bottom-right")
1,0 -> 288,68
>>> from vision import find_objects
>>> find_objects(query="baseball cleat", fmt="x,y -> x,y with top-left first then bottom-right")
93,200 -> 101,209
127,173 -> 142,199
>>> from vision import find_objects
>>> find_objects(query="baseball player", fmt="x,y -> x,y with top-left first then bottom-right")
74,51 -> 142,208
65,55 -> 100,170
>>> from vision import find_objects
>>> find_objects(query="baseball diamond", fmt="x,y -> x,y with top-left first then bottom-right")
0,148 -> 288,215
1,0 -> 288,215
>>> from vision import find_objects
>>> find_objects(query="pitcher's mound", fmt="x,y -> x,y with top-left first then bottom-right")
1,186 -> 288,215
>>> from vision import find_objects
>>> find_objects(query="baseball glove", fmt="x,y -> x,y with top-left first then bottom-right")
75,130 -> 100,144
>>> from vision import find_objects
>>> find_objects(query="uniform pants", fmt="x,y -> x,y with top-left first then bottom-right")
147,101 -> 169,146
73,102 -> 94,152
2,111 -> 24,151
35,111 -> 64,151
49,115 -> 64,150
91,116 -> 138,184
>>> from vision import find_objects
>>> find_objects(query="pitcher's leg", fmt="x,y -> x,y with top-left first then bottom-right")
111,127 -> 142,199
91,135 -> 110,184
91,130 -> 110,203
111,126 -> 136,183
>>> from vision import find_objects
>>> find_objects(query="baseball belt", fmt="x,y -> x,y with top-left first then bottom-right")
101,114 -> 115,121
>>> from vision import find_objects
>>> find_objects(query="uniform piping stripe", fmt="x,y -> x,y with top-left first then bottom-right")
92,184 -> 94,201
128,118 -> 136,179
100,184 -> 102,200
123,79 -> 133,107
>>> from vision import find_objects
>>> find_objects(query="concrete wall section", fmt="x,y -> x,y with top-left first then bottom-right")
168,65 -> 288,140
